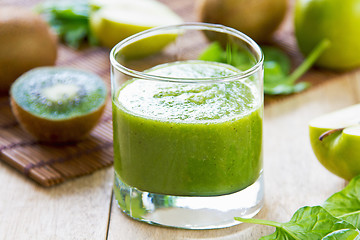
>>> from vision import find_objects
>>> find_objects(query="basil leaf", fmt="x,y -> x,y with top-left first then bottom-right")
236,206 -> 356,240
322,229 -> 360,240
323,175 -> 360,229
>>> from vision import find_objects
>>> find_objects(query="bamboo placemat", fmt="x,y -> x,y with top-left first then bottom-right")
0,0 -> 356,186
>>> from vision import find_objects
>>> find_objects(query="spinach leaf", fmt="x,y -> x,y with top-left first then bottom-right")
235,176 -> 360,239
263,61 -> 286,84
236,206 -> 356,240
225,44 -> 255,71
264,81 -> 310,95
198,42 -> 226,63
36,0 -> 96,48
262,46 -> 291,74
263,39 -> 330,95
198,42 -> 254,71
323,175 -> 360,229
322,229 -> 360,240
198,39 -> 330,95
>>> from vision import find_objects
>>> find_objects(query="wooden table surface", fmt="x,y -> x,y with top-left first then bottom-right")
2,72 -> 360,240
1,0 -> 360,239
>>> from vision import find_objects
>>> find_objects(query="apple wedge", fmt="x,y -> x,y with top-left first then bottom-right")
309,104 -> 360,181
89,0 -> 183,53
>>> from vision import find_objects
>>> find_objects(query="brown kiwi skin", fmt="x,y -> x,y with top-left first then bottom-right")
197,0 -> 287,43
10,97 -> 107,143
0,7 -> 57,94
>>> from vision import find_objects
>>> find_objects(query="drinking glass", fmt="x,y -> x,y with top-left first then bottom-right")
110,23 -> 264,229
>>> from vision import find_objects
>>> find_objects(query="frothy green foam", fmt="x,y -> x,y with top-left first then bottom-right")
116,60 -> 260,123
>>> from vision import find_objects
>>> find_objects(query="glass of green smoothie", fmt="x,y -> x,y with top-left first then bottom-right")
110,23 -> 264,229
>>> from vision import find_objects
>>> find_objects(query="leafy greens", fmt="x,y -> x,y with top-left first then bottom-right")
36,0 -> 96,48
198,39 -> 330,95
235,175 -> 360,240
322,229 -> 360,240
323,176 -> 360,229
236,206 -> 356,240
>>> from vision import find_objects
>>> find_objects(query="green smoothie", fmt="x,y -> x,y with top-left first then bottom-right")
112,60 -> 263,196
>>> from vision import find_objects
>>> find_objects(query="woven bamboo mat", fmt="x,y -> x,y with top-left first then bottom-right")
0,0 -> 355,186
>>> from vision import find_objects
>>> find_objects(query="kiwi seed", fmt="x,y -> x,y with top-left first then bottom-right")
10,67 -> 107,143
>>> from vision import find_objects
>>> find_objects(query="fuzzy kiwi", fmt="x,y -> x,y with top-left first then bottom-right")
10,67 -> 107,143
0,7 -> 57,94
197,0 -> 287,43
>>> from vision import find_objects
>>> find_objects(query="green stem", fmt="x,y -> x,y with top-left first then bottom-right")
286,39 -> 331,84
234,217 -> 283,228
319,128 -> 344,141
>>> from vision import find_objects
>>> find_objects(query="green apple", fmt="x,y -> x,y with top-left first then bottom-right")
295,0 -> 360,71
89,0 -> 183,53
309,104 -> 360,181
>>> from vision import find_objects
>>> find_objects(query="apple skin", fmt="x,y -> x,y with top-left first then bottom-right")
90,9 -> 178,59
89,0 -> 182,52
295,0 -> 360,71
90,9 -> 150,49
309,125 -> 360,181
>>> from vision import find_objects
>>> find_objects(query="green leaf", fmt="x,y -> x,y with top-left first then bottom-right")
198,42 -> 226,63
322,229 -> 360,240
264,82 -> 310,95
236,206 -> 356,240
225,44 -> 254,71
198,39 -> 329,95
63,24 -> 88,49
284,39 -> 330,86
264,61 -> 286,82
262,46 -> 291,74
198,42 -> 254,71
323,175 -> 360,229
263,61 -> 289,94
36,0 -> 89,18
36,0 -> 93,48
263,39 -> 329,95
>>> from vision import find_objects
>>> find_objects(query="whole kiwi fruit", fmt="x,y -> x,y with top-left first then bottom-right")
10,67 -> 107,143
197,0 -> 287,43
0,7 -> 57,94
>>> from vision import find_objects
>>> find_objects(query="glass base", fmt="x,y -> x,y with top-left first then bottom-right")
114,173 -> 264,230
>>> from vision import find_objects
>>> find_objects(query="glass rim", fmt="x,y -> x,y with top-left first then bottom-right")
110,22 -> 264,83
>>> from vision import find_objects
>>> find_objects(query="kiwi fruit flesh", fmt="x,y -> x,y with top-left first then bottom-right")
0,7 -> 57,94
10,67 -> 107,143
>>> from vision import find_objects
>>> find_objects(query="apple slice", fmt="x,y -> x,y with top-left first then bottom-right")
89,0 -> 183,52
309,104 -> 360,181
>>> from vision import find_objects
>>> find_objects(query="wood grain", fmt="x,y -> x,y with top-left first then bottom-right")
0,0 -> 355,186
0,160 -> 113,240
1,0 -> 360,239
0,98 -> 113,186
106,72 -> 358,240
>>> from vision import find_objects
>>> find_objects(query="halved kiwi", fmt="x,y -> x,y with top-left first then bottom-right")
10,67 -> 107,143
